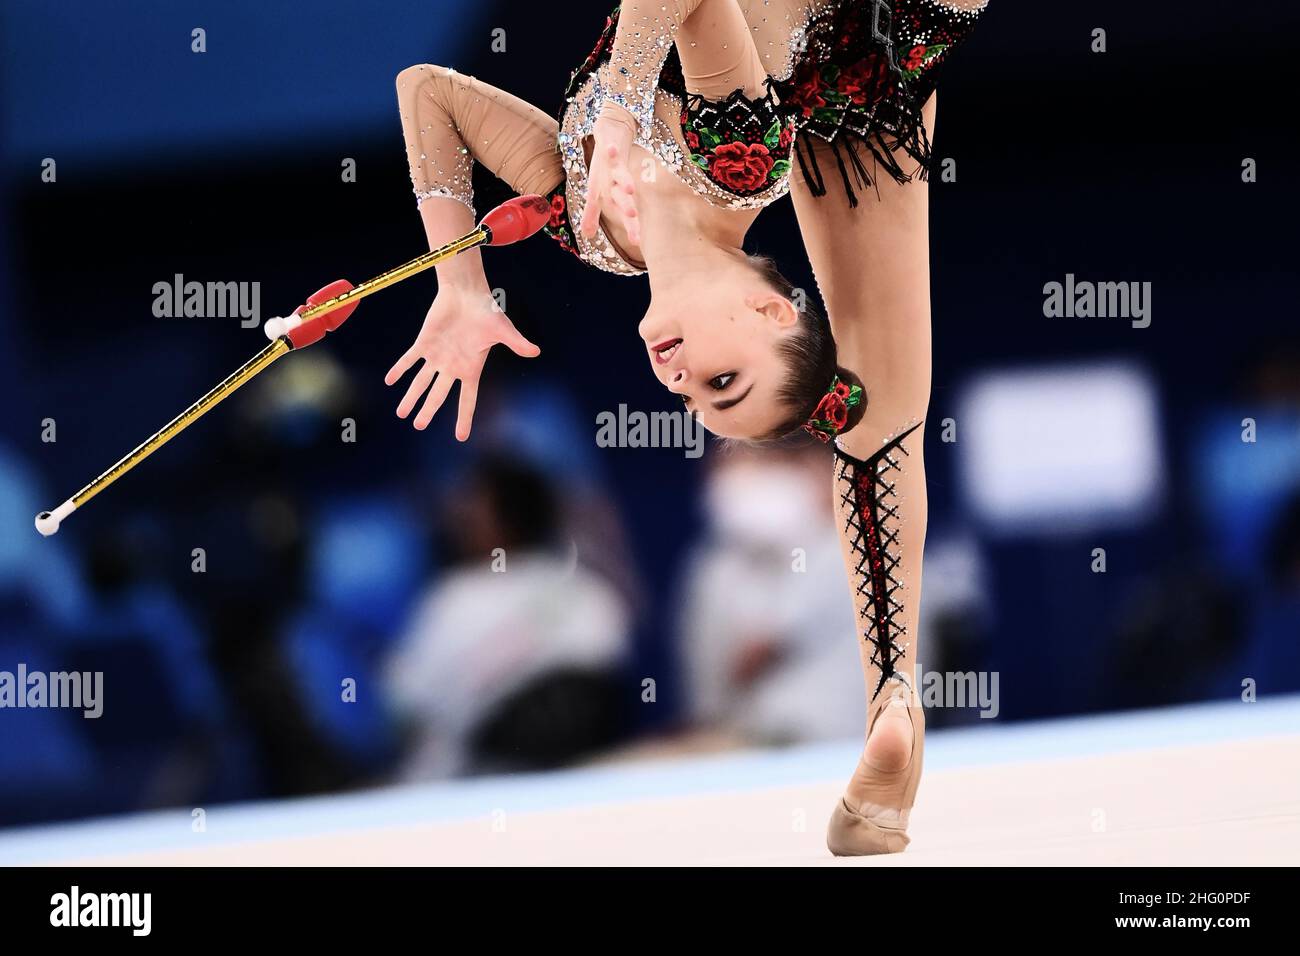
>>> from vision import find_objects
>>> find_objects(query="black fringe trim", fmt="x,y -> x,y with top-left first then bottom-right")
793,125 -> 931,209
776,0 -> 937,207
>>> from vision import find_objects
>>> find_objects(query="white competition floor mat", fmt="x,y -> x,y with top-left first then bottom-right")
2,696 -> 1297,866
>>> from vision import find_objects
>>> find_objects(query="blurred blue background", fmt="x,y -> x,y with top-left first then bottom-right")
0,0 -> 1297,828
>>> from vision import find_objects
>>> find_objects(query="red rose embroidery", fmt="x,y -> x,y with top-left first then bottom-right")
904,44 -> 928,71
787,62 -> 827,118
778,124 -> 793,151
549,193 -> 566,228
708,141 -> 775,192
837,55 -> 894,105
685,130 -> 700,150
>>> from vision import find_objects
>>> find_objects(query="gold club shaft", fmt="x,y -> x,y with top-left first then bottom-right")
296,227 -> 487,323
70,338 -> 291,508
59,224 -> 489,517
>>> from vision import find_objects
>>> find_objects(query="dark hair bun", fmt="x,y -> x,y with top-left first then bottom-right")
835,365 -> 869,434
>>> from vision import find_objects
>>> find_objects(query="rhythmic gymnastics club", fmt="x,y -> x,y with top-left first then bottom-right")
34,194 -> 552,537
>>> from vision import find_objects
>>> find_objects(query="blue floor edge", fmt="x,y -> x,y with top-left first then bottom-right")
2,694 -> 1296,864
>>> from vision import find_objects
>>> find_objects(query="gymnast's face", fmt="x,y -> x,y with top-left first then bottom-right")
639,268 -> 801,440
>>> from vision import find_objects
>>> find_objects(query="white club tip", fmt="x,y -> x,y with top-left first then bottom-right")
264,313 -> 303,341
35,500 -> 74,537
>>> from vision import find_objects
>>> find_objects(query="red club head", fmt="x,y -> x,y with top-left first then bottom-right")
479,194 -> 551,246
286,279 -> 356,349
303,279 -> 358,331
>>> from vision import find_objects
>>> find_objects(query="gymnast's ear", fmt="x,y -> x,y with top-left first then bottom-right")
745,290 -> 799,328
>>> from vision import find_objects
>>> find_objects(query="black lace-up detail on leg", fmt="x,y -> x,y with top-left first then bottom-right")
834,422 -> 922,700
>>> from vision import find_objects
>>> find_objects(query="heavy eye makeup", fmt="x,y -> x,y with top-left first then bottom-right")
680,372 -> 738,409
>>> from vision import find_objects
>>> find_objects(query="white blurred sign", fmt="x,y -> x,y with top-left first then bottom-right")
956,362 -> 1164,533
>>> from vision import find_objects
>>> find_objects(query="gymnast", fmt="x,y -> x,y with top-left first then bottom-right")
389,0 -> 988,854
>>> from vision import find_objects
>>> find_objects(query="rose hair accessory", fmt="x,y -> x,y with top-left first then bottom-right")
802,376 -> 864,443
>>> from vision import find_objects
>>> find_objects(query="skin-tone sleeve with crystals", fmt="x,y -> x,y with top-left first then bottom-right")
396,64 -> 563,213
395,64 -> 564,282
601,0 -> 705,133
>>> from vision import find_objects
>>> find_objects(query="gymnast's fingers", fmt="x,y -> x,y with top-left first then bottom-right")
396,360 -> 435,418
455,375 -> 479,443
580,185 -> 603,239
502,325 -> 541,358
607,166 -> 635,206
384,346 -> 421,386
618,193 -> 639,219
414,373 -> 455,430
615,190 -> 640,243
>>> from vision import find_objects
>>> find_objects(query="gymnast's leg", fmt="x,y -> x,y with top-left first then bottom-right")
789,96 -> 938,852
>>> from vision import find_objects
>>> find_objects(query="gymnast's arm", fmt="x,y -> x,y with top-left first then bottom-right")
395,63 -> 563,289
389,65 -> 562,438
580,0 -> 708,240
601,1 -> 704,131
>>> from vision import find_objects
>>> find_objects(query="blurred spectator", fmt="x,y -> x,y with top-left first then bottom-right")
476,381 -> 647,616
675,442 -> 994,743
189,396 -> 357,798
60,523 -> 245,811
675,442 -> 865,743
1107,344 -> 1300,707
384,454 -> 632,778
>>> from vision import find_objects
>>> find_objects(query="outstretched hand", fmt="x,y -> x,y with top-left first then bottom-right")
580,108 -> 641,245
384,285 -> 540,441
